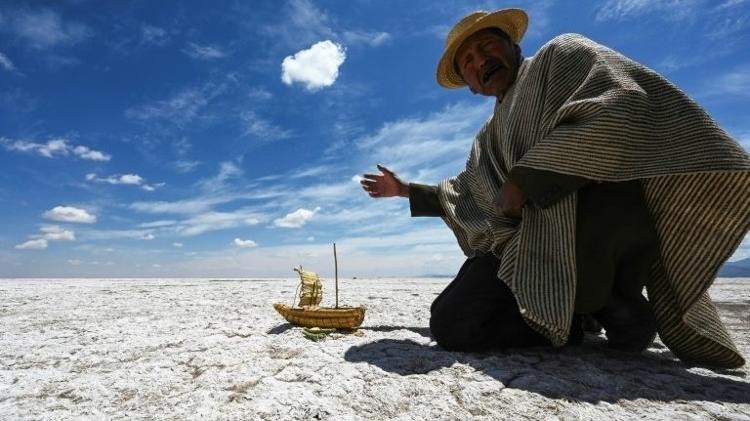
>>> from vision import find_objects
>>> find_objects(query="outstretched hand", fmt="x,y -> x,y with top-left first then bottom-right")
361,164 -> 409,198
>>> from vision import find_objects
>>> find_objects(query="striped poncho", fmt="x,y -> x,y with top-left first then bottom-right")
438,34 -> 750,368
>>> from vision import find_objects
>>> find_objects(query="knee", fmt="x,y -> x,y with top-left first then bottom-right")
429,310 -> 471,351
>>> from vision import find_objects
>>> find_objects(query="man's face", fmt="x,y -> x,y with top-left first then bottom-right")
454,28 -> 518,99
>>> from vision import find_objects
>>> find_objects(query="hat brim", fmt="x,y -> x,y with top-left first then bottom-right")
436,9 -> 528,89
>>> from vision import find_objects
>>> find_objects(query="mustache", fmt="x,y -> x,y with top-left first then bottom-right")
481,60 -> 505,84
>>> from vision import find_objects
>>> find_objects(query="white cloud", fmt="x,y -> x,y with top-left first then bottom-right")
260,0 -> 335,49
15,239 -> 48,250
176,210 -> 262,237
194,161 -> 244,192
37,225 -> 75,241
342,30 -> 391,47
290,165 -> 334,179
717,0 -> 749,9
595,0 -> 703,21
274,207 -> 320,228
140,24 -> 169,47
173,242 -> 184,248
126,88 -> 209,123
0,51 -> 17,73
175,160 -> 200,173
124,81 -> 227,127
737,132 -> 750,151
139,220 -> 177,228
298,180 -> 358,200
233,238 -> 258,248
260,0 -> 390,52
78,228 -> 154,241
183,42 -> 226,60
281,40 -> 346,91
43,206 -> 97,224
68,259 -> 82,266
73,145 -> 110,161
142,233 -> 155,240
0,88 -> 38,113
13,224 -> 73,251
87,173 -> 141,185
705,66 -> 750,98
0,137 -> 111,161
142,226 -> 462,277
247,87 -> 273,101
728,233 -> 750,261
7,8 -> 92,49
354,101 -> 493,178
240,111 -> 292,141
131,196 -> 230,215
86,173 -> 161,191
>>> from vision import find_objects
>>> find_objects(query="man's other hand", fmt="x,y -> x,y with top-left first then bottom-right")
493,179 -> 526,218
361,164 -> 409,198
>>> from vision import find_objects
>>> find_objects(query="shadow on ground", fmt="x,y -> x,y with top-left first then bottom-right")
344,337 -> 750,404
266,323 -> 431,338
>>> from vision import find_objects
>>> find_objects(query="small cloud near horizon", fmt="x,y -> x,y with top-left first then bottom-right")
273,207 -> 320,228
36,225 -> 75,241
0,137 -> 110,161
43,206 -> 97,224
86,173 -> 162,192
233,238 -> 258,248
15,239 -> 48,250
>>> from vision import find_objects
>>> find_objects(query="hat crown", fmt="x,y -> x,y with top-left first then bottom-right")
444,11 -> 489,48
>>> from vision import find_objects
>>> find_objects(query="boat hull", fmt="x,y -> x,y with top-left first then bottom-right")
273,303 -> 365,329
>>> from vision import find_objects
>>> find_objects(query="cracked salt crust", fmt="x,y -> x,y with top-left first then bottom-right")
0,277 -> 749,420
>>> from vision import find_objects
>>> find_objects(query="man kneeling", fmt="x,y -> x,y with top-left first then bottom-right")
361,9 -> 750,368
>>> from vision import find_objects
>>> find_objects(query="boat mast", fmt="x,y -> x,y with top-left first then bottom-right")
333,242 -> 339,308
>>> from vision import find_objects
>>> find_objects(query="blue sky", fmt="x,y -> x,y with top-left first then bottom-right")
1,0 -> 749,278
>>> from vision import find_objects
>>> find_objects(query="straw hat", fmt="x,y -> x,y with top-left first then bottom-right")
436,8 -> 528,89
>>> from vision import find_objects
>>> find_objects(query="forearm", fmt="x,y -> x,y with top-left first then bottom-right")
508,166 -> 591,209
408,183 -> 445,217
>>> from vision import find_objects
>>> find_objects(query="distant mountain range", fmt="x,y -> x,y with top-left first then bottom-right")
719,258 -> 750,277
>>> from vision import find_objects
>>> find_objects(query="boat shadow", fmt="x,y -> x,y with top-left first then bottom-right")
265,323 -> 431,338
343,337 -> 750,404
360,325 -> 432,338
266,323 -> 295,334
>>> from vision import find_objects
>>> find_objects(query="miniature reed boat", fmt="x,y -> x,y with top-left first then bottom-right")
273,244 -> 365,330
273,302 -> 365,329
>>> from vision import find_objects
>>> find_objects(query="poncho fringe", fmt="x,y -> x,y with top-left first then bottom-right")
437,34 -> 750,368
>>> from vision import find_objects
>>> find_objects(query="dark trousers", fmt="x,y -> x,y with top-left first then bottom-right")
429,181 -> 659,352
430,255 -> 551,351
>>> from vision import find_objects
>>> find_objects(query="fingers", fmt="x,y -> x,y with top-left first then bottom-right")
376,164 -> 394,176
361,185 -> 381,198
360,179 -> 381,198
360,179 -> 378,189
362,173 -> 382,181
361,165 -> 394,199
